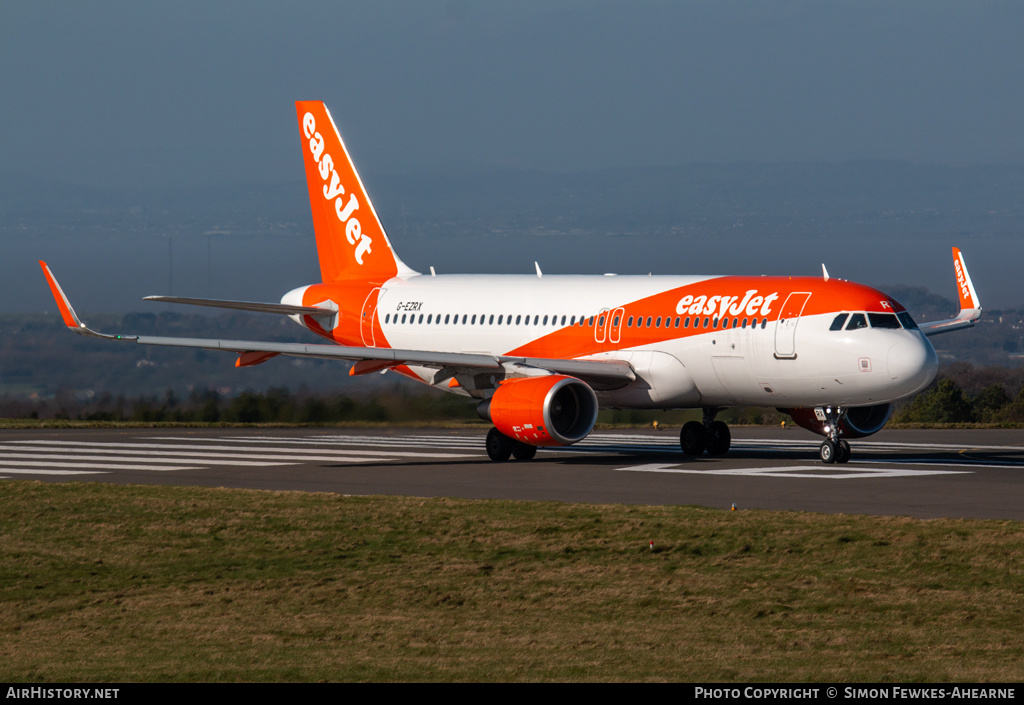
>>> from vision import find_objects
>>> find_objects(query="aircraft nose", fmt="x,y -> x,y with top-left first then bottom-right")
887,334 -> 938,396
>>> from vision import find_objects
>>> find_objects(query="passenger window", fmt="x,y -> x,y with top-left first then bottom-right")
830,313 -> 849,331
846,313 -> 868,330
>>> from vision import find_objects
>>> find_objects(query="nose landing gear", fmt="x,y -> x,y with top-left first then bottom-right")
818,406 -> 851,464
819,438 -> 851,464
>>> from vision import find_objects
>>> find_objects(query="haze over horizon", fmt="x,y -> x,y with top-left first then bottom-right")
3,1 -> 1023,313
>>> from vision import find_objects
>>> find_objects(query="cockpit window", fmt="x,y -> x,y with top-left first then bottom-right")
845,313 -> 868,330
830,313 -> 849,331
896,311 -> 918,330
868,312 -> 902,329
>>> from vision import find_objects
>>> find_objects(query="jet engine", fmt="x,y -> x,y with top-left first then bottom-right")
783,403 -> 893,439
477,375 -> 599,446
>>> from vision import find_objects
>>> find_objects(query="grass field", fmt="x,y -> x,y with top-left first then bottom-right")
2,480 -> 1023,682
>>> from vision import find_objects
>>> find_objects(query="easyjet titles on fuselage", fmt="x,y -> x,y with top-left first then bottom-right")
676,289 -> 781,318
302,111 -> 372,265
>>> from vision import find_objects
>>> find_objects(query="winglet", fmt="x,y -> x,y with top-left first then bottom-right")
952,246 -> 981,313
40,260 -> 86,330
39,261 -> 133,340
917,247 -> 982,337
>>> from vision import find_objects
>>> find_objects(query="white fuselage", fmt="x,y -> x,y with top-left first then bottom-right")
285,272 -> 938,410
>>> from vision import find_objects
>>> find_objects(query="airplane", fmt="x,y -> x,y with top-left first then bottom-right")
40,100 -> 983,465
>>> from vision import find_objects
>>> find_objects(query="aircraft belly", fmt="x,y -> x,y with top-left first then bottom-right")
600,350 -> 701,409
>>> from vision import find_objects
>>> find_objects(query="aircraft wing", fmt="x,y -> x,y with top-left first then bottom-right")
917,247 -> 983,337
40,261 -> 635,385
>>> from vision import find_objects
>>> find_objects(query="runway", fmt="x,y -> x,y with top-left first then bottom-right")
2,426 -> 1023,520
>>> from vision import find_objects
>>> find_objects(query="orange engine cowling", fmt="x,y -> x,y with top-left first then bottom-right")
783,403 -> 892,439
477,375 -> 599,447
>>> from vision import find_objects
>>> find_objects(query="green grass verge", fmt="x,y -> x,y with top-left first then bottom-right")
1,481 -> 1023,682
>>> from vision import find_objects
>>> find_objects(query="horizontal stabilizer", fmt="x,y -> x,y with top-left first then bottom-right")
143,296 -> 328,316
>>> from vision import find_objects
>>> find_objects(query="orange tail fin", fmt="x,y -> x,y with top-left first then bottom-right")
295,101 -> 415,283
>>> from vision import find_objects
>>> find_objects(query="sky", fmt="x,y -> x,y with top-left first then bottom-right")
3,0 -> 1024,190
3,1 -> 1024,313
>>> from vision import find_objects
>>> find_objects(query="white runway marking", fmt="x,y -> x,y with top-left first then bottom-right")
3,432 -> 1019,481
0,434 -> 476,478
4,444 -> 393,464
617,463 -> 973,479
131,438 -> 468,458
0,450 -> 298,467
0,469 -> 106,476
0,459 -> 201,472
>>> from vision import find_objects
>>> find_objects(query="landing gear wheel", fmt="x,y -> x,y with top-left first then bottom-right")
836,440 -> 851,464
486,428 -> 514,462
512,442 -> 537,461
680,421 -> 708,456
706,420 -> 731,456
819,439 -> 838,464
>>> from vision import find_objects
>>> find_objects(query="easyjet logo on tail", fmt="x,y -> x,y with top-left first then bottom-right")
302,112 -> 372,265
954,257 -> 972,306
676,290 -> 780,318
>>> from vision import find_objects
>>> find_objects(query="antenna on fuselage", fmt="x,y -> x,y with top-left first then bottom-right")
822,263 -> 830,281
535,262 -> 543,278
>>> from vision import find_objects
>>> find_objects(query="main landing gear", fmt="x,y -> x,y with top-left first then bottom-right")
817,406 -> 851,464
485,427 -> 537,462
679,408 -> 731,457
